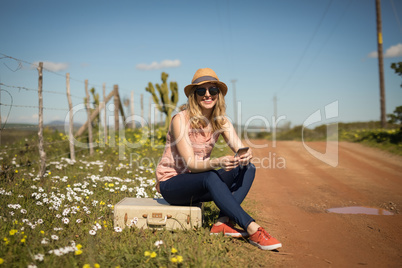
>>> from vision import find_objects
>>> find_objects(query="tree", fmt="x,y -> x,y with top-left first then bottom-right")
390,62 -> 402,87
145,72 -> 178,128
387,106 -> 402,125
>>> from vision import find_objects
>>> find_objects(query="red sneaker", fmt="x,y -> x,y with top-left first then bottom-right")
210,222 -> 248,238
248,227 -> 282,250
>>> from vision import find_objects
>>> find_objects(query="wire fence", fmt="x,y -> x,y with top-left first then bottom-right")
0,52 -> 164,177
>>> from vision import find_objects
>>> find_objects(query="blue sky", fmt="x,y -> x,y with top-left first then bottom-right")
1,0 -> 401,129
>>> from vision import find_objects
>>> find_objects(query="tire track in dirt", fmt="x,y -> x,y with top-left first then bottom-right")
246,140 -> 402,267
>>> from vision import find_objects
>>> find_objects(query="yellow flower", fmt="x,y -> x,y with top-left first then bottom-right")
144,251 -> 151,257
20,238 -> 26,243
83,264 -> 91,268
76,244 -> 83,249
94,263 -> 100,268
15,170 -> 18,173
171,248 -> 178,254
150,252 -> 157,258
40,231 -> 45,234
49,172 -> 51,175
9,230 -> 18,236
170,257 -> 177,263
0,258 -> 4,264
177,255 -> 183,263
75,249 -> 83,255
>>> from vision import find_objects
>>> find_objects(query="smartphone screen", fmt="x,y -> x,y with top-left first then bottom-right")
235,147 -> 249,157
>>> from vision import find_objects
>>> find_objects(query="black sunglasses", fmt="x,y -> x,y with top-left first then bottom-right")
195,87 -> 220,96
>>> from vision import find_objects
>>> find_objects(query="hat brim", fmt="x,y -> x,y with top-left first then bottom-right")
184,80 -> 228,97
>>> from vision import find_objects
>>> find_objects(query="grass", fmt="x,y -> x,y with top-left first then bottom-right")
0,127 -> 274,267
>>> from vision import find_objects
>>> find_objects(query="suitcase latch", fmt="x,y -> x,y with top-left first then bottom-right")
152,213 -> 162,218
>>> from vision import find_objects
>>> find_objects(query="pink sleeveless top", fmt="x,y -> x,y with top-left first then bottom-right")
155,110 -> 220,192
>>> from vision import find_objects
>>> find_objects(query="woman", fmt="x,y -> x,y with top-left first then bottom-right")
155,68 -> 282,251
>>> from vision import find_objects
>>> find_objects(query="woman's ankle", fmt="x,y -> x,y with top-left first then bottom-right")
247,222 -> 260,235
214,216 -> 229,226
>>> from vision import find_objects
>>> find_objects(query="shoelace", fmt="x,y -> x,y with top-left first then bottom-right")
259,228 -> 272,241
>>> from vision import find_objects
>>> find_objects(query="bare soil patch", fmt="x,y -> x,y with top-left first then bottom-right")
246,141 -> 402,267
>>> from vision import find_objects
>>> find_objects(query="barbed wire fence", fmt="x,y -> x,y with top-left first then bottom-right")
0,53 -> 160,178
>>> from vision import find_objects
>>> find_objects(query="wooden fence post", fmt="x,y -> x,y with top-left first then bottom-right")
85,80 -> 94,155
114,85 -> 119,131
37,62 -> 46,177
140,93 -> 144,127
66,73 -> 75,161
148,97 -> 152,126
103,82 -> 107,144
131,91 -> 135,129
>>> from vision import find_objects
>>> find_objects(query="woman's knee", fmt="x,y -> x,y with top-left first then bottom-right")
203,171 -> 224,188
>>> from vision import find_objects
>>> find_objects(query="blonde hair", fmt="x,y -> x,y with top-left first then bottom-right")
186,86 -> 227,132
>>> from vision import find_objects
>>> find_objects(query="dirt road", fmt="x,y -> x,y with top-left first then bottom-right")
247,141 -> 402,267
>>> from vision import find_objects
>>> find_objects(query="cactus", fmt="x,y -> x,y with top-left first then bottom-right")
146,72 -> 178,128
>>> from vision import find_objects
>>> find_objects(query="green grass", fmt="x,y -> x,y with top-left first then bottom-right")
0,127 -> 274,267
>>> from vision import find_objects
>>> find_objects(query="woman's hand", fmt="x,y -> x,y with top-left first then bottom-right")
235,148 -> 253,166
218,155 -> 239,171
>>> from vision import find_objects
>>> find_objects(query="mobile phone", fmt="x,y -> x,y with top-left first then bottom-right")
234,147 -> 249,157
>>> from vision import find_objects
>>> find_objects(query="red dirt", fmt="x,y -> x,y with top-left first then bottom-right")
247,141 -> 402,267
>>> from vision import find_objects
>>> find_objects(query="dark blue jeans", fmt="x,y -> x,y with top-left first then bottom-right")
160,163 -> 256,231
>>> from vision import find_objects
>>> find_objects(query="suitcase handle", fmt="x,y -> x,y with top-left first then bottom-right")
146,215 -> 167,227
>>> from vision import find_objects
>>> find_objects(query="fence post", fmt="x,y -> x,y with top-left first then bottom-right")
140,93 -> 144,127
85,80 -> 94,155
103,83 -> 107,144
37,62 -> 46,177
114,85 -> 119,131
66,73 -> 75,161
131,90 -> 135,129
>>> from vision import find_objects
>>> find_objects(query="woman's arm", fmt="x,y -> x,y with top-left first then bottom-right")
221,119 -> 253,166
171,114 -> 238,172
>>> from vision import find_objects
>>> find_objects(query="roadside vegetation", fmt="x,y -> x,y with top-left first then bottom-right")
255,106 -> 402,156
0,127 -> 272,268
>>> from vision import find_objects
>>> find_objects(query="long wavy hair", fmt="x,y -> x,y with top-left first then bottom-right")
184,85 -> 227,133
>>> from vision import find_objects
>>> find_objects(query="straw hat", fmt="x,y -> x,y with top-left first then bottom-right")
184,68 -> 228,97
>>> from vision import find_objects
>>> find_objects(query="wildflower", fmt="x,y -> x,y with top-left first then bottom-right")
15,170 -> 18,173
37,219 -> 44,224
9,229 -> 18,236
171,257 -> 178,263
114,227 -> 122,232
150,252 -> 157,258
144,251 -> 151,257
62,218 -> 70,224
3,238 -> 9,245
76,219 -> 82,223
94,264 -> 100,268
40,231 -> 45,234
83,264 -> 91,268
75,249 -> 83,255
0,258 -> 3,264
20,238 -> 26,243
51,235 -> 59,240
176,255 -> 183,263
27,264 -> 37,268
34,253 -> 44,261
154,240 -> 163,248
171,247 -> 178,254
41,238 -> 49,244
89,230 -> 96,235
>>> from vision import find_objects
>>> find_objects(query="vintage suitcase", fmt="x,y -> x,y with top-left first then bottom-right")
114,197 -> 203,230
